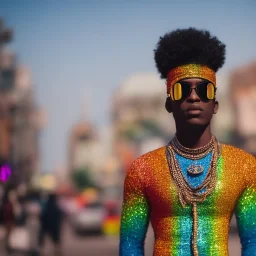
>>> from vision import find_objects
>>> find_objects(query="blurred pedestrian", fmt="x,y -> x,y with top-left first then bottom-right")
2,189 -> 15,253
39,192 -> 64,255
16,184 -> 28,227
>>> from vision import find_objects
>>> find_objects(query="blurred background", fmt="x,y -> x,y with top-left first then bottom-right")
0,1 -> 255,255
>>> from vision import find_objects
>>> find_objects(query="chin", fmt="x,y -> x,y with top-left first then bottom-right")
185,117 -> 208,127
174,113 -> 211,128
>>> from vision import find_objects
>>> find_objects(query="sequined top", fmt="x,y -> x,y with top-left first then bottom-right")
119,144 -> 256,256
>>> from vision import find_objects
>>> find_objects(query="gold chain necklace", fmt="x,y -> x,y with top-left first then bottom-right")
171,135 -> 215,176
172,135 -> 214,159
166,136 -> 220,256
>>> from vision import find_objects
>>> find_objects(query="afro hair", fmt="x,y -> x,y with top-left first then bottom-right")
154,27 -> 226,79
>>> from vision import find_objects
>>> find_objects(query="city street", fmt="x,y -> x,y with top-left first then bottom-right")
0,6 -> 255,256
0,220 -> 242,256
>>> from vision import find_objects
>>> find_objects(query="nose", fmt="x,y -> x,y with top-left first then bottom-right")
187,87 -> 200,102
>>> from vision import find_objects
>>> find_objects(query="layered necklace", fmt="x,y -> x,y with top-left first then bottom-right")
166,135 -> 220,256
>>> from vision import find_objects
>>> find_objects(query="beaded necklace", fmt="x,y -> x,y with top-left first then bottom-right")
166,135 -> 220,256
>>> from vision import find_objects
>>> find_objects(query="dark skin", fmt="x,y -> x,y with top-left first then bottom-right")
165,78 -> 219,148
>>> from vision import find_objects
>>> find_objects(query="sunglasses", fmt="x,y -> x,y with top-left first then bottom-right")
169,81 -> 216,102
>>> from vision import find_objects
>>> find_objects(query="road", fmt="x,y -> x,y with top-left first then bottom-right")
0,220 -> 241,256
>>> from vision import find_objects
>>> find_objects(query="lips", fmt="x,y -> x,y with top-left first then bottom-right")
186,106 -> 203,115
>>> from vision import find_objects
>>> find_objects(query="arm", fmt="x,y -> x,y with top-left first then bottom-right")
119,161 -> 150,256
235,156 -> 256,256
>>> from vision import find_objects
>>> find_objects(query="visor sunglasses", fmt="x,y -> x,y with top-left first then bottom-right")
169,81 -> 216,102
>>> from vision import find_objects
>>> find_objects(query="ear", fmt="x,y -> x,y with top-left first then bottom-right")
213,100 -> 219,114
165,97 -> 172,113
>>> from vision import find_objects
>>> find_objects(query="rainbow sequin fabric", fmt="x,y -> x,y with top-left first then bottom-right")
119,144 -> 256,255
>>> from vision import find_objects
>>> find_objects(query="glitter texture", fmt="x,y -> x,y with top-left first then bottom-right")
167,64 -> 216,94
119,144 -> 256,255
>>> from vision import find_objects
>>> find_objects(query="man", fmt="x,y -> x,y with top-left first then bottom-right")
119,28 -> 256,256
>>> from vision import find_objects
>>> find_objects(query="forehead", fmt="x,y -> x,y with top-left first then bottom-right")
179,78 -> 208,84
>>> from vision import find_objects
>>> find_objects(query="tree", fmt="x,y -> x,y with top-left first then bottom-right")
71,167 -> 96,191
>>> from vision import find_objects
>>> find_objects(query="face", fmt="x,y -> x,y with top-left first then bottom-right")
166,78 -> 218,128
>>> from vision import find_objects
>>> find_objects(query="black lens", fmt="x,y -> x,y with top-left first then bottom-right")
196,83 -> 208,101
180,83 -> 191,100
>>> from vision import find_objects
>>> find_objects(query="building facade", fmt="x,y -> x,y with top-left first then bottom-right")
0,50 -> 42,186
229,61 -> 256,155
111,72 -> 174,163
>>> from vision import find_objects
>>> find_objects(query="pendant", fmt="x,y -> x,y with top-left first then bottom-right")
187,164 -> 204,175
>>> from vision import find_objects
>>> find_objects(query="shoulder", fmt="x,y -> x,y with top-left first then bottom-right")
132,146 -> 166,169
221,143 -> 256,181
126,146 -> 166,180
221,144 -> 255,164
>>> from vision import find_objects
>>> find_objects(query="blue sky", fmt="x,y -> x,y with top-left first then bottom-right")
1,1 -> 256,172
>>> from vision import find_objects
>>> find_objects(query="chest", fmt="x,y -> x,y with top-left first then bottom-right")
145,157 -> 244,217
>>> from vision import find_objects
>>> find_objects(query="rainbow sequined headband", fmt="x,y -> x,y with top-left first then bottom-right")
166,64 -> 216,94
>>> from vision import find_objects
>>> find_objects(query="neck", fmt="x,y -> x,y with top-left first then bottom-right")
175,124 -> 212,149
